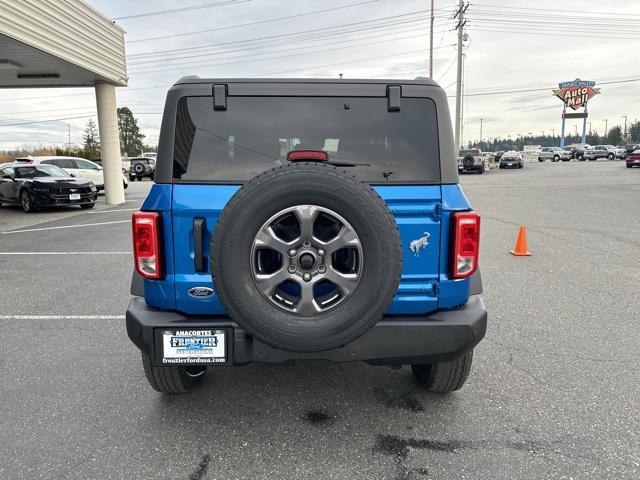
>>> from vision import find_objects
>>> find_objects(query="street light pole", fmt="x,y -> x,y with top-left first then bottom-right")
604,119 -> 608,139
479,117 -> 483,148
623,115 -> 628,140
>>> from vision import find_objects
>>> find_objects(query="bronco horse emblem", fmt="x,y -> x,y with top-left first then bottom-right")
409,232 -> 430,257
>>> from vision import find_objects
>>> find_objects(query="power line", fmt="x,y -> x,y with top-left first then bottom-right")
0,113 -> 163,128
130,31 -> 454,75
114,0 -> 251,21
473,2 -> 640,19
127,0 -> 382,43
468,27 -> 640,40
126,11 -> 432,58
0,84 -> 170,103
0,103 -> 161,117
128,18 -> 450,68
246,47 -> 429,77
446,77 -> 640,98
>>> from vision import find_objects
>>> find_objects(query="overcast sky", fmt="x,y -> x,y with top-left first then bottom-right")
1,0 -> 639,150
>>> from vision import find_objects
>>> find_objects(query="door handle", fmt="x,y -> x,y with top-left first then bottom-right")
193,217 -> 206,273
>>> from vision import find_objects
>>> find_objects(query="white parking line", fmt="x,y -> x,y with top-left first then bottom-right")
84,208 -> 138,214
1,220 -> 129,235
0,315 -> 125,320
0,252 -> 130,255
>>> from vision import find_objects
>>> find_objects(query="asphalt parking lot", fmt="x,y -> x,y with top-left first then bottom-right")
1,162 -> 638,480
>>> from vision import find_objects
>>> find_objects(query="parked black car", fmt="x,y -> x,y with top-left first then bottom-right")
0,163 -> 97,212
499,151 -> 524,169
563,146 -> 589,160
129,157 -> 156,181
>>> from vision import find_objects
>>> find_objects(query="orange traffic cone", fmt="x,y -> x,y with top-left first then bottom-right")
510,225 -> 531,256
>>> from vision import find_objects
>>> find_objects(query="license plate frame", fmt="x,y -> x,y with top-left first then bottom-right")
158,328 -> 229,365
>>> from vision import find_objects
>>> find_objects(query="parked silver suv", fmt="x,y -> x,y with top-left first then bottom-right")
538,147 -> 571,162
589,145 -> 626,160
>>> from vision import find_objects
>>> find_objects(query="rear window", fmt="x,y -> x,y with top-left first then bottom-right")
173,96 -> 440,183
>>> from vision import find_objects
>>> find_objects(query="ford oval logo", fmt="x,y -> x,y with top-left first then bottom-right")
188,287 -> 215,298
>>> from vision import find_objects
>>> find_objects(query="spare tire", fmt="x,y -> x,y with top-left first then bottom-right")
463,155 -> 474,168
211,163 -> 402,352
134,163 -> 144,174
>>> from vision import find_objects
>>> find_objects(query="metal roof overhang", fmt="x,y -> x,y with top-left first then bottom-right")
0,0 -> 127,88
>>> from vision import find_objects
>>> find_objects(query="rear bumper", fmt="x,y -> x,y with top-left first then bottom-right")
126,296 -> 487,366
458,164 -> 483,172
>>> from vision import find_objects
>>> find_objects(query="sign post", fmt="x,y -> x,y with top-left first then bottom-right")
552,79 -> 600,147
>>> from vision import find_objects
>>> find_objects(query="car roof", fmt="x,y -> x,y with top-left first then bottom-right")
2,162 -> 61,168
15,155 -> 94,163
173,76 -> 439,87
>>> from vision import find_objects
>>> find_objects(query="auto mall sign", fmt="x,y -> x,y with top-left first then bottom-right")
552,79 -> 600,110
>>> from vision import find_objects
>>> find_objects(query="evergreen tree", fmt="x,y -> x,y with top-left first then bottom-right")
628,120 -> 640,143
82,119 -> 100,159
117,107 -> 145,156
606,126 -> 622,145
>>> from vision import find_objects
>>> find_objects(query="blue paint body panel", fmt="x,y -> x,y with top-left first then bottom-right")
438,184 -> 473,308
172,184 -> 239,314
141,182 -> 474,315
141,184 -> 176,310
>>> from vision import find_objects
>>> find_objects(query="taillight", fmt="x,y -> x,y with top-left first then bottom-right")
451,212 -> 480,279
132,211 -> 162,280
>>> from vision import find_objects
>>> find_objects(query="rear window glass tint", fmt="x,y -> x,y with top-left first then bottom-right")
173,96 -> 440,183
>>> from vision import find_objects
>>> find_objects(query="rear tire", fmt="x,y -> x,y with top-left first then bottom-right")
411,351 -> 473,393
142,353 -> 206,394
607,153 -> 615,160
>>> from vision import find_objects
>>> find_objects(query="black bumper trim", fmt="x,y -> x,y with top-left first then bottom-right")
126,296 -> 487,366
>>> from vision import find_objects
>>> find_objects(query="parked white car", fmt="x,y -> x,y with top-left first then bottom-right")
15,156 -> 128,191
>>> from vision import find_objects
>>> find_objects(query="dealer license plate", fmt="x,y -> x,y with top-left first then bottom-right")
161,329 -> 226,364
69,193 -> 81,201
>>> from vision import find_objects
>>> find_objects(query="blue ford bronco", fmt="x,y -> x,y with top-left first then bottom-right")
127,78 -> 486,394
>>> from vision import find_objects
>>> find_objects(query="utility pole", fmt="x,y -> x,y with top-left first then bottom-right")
622,115 -> 627,139
67,124 -> 71,149
453,0 -> 467,154
604,119 -> 608,139
460,53 -> 466,148
429,0 -> 435,77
